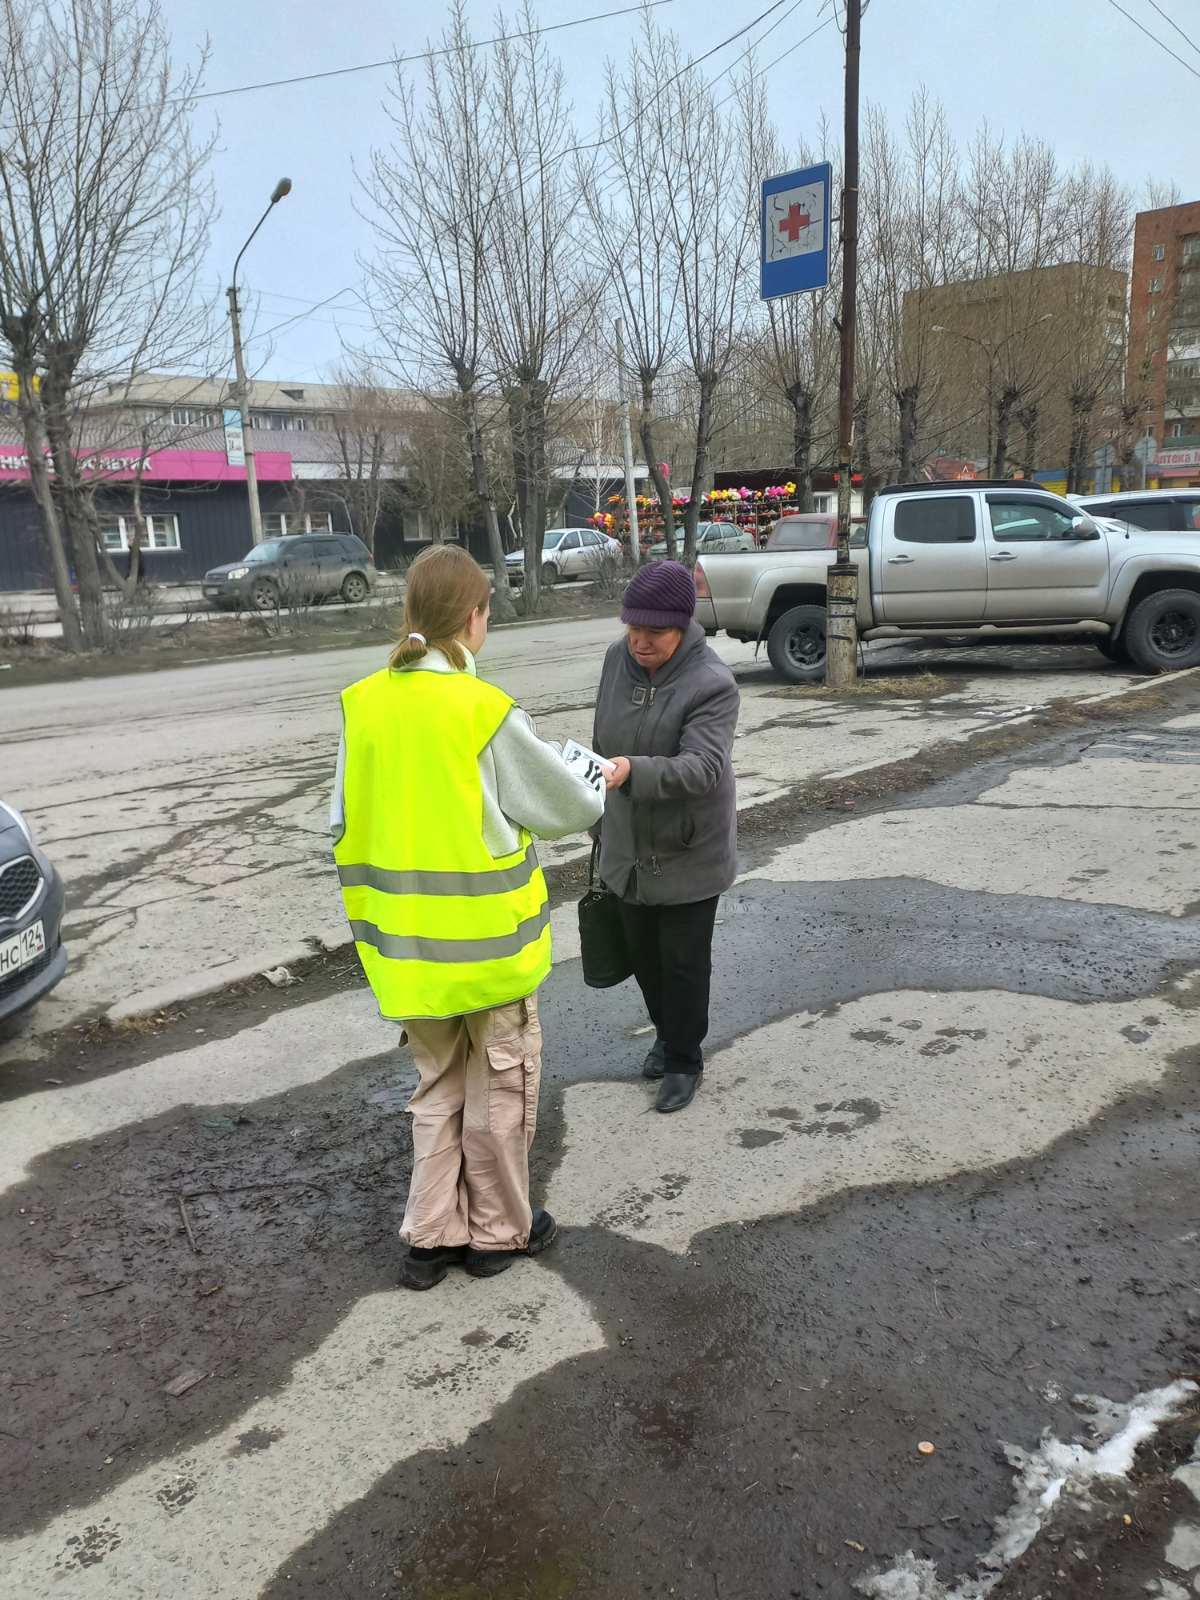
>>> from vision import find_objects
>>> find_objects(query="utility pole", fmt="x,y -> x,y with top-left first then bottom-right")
226,284 -> 263,546
228,178 -> 292,547
826,0 -> 861,689
615,318 -> 642,565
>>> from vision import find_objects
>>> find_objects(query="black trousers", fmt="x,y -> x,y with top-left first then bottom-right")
617,896 -> 720,1076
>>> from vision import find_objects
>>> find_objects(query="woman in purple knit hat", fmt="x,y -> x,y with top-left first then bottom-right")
591,560 -> 741,1112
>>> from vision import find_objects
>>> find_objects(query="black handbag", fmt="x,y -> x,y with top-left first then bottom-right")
577,839 -> 633,989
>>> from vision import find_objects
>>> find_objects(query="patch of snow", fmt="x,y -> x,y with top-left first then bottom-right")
856,1552 -> 950,1600
1166,1523 -> 1200,1572
856,1381 -> 1197,1600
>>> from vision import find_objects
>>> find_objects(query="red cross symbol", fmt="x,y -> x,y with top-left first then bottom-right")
778,203 -> 811,243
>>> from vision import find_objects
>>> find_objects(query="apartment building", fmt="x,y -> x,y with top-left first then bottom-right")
1128,199 -> 1200,485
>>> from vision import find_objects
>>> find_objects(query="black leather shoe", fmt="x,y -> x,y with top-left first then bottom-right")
398,1244 -> 466,1291
642,1039 -> 666,1080
656,1071 -> 701,1113
465,1209 -> 558,1278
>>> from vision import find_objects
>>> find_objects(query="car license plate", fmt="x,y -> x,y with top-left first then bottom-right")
203,587 -> 221,596
0,919 -> 46,979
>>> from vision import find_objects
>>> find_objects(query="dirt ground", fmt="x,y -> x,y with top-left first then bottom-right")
990,1410 -> 1200,1598
4,675 -> 1198,1578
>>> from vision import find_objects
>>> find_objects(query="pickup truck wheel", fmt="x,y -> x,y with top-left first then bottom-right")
1124,589 -> 1200,673
766,604 -> 827,683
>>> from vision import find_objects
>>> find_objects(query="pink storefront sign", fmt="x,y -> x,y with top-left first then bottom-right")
0,447 -> 293,482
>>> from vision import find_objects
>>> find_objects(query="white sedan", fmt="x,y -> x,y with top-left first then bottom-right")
648,522 -> 755,558
505,527 -> 623,586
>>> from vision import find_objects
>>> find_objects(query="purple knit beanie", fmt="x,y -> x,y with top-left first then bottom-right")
621,560 -> 697,629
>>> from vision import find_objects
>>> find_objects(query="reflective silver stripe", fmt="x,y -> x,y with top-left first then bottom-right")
349,902 -> 551,964
338,842 -> 540,898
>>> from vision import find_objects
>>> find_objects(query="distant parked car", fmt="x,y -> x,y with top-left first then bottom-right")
0,801 -> 66,1026
203,533 -> 377,610
647,522 -> 755,557
505,527 -> 622,587
1074,489 -> 1200,534
765,512 -> 868,550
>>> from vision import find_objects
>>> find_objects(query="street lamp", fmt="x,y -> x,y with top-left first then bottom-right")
932,314 -> 1054,476
227,178 -> 293,545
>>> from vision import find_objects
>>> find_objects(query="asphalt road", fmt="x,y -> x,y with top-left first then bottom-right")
1,636 -> 1198,1598
0,620 -> 1148,1039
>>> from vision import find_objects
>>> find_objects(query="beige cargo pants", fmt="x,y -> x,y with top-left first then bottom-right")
400,994 -> 542,1253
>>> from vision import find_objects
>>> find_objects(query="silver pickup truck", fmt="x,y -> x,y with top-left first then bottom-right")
695,479 -> 1200,682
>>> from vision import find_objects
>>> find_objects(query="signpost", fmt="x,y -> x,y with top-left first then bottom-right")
1134,434 -> 1158,491
1093,442 -> 1115,496
760,162 -> 832,301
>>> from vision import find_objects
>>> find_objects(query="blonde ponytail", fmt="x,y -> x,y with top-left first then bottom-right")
388,545 -> 490,672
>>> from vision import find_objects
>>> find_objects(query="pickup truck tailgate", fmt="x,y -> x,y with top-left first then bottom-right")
696,594 -> 718,633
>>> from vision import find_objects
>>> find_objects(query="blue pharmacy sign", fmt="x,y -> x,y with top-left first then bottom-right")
760,161 -> 832,300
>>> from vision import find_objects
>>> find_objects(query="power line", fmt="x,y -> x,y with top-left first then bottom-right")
714,9 -> 836,110
1103,0 -> 1200,80
554,0 -> 794,169
244,288 -> 362,348
188,0 -> 681,105
1140,0 -> 1200,60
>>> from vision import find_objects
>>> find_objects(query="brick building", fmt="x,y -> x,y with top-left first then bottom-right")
1128,199 -> 1200,485
906,262 -> 1128,482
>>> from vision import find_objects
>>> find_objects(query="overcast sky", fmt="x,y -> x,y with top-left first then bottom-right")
173,0 -> 1198,384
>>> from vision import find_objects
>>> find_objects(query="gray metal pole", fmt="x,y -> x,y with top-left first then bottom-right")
227,180 -> 291,549
227,285 -> 264,546
615,319 -> 642,566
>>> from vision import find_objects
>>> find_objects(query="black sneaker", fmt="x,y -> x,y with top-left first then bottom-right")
642,1039 -> 666,1080
465,1210 -> 558,1278
398,1244 -> 467,1291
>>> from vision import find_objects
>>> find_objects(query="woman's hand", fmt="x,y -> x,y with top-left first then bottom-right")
605,756 -> 631,791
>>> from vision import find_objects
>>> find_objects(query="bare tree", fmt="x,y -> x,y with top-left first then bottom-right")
0,0 -> 214,649
326,361 -> 405,554
659,49 -> 762,566
402,402 -> 477,542
959,127 -> 1066,476
482,3 -> 601,608
1055,166 -> 1132,493
862,92 -> 968,483
582,17 -> 682,553
363,2 -> 517,617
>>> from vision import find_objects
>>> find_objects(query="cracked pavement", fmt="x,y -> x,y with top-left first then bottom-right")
0,621 -> 1150,1040
1,625 -> 1199,1600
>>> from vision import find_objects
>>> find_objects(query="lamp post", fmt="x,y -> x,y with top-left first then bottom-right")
933,313 -> 1054,476
228,178 -> 292,544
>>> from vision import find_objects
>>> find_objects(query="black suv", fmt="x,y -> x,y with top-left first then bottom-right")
203,533 -> 378,610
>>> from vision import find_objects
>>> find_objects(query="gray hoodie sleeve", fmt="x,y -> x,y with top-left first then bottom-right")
489,707 -> 605,839
626,673 -> 740,801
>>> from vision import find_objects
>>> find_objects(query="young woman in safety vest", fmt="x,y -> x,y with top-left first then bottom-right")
331,545 -> 604,1289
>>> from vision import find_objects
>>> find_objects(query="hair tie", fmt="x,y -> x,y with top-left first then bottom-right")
408,632 -> 426,646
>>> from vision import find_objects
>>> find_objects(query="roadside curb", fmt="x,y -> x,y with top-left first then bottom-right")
105,931 -> 346,1024
1079,661 -> 1200,704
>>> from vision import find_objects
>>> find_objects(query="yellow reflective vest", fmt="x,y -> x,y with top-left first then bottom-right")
334,666 -> 552,1020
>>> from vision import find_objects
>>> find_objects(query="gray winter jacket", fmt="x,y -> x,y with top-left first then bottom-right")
592,623 -> 740,906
